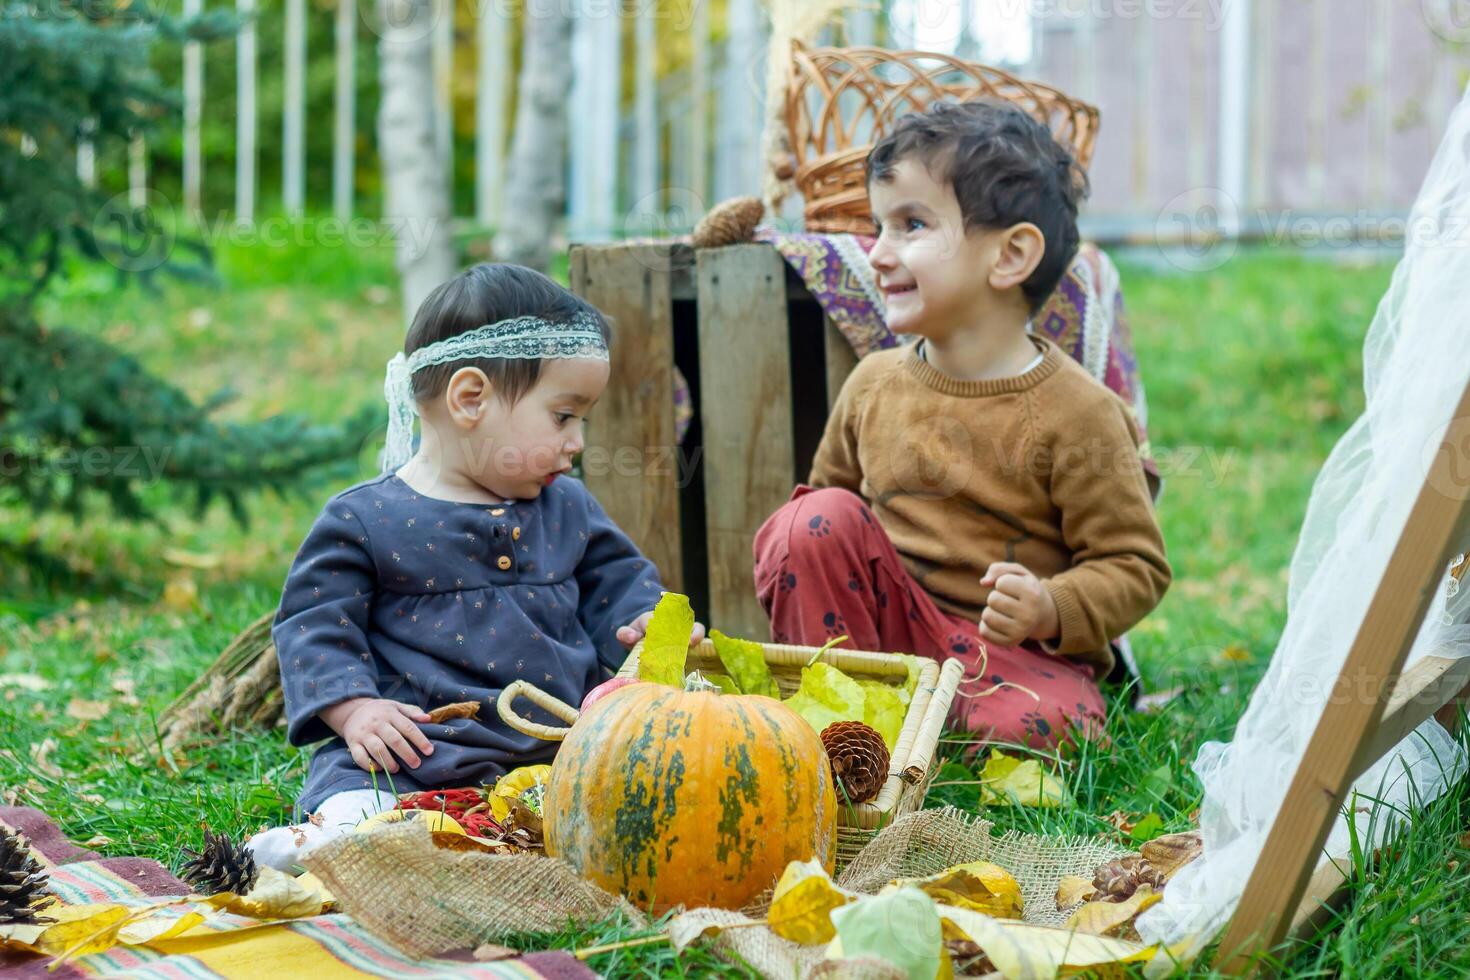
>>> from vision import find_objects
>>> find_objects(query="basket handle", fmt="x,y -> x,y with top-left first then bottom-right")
907,658 -> 965,780
496,680 -> 581,742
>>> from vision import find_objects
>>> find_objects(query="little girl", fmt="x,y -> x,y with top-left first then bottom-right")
248,264 -> 702,870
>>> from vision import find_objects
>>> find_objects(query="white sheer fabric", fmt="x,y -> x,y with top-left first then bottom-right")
1138,84 -> 1470,952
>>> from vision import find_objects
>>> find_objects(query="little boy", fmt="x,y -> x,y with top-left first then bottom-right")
753,101 -> 1171,746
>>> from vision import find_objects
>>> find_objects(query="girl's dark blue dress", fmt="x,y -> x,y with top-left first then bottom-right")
273,473 -> 663,813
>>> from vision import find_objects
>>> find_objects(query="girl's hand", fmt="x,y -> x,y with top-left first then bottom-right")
616,612 -> 707,650
978,562 -> 1060,648
323,697 -> 435,775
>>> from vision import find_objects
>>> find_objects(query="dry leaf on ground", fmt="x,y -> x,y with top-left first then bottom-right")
1065,886 -> 1163,938
1055,875 -> 1097,910
30,739 -> 65,779
204,866 -> 323,919
161,577 -> 200,613
65,699 -> 110,722
0,673 -> 50,692
1140,831 -> 1203,881
894,861 -> 1024,920
939,904 -> 1155,976
767,859 -> 855,944
161,547 -> 223,570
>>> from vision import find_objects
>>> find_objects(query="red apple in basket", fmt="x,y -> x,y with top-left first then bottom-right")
580,677 -> 640,713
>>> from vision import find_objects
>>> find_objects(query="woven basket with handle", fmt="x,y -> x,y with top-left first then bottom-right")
496,638 -> 964,869
783,40 -> 1100,235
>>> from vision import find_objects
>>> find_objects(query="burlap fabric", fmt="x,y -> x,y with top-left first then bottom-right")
303,807 -> 1129,976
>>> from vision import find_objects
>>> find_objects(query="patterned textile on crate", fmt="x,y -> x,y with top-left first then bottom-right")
751,230 -> 1159,487
0,806 -> 595,979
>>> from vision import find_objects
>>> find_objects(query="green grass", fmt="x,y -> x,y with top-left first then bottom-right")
2,236 -> 1463,976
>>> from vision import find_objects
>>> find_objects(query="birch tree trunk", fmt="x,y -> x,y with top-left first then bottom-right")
378,0 -> 456,326
493,1 -> 571,272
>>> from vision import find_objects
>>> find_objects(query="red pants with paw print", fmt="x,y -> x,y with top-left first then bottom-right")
752,486 -> 1107,749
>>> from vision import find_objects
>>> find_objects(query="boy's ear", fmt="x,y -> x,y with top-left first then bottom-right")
444,366 -> 493,428
988,222 -> 1046,294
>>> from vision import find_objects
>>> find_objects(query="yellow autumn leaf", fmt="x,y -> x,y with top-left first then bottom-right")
938,904 -> 1156,978
161,576 -> 200,613
1054,874 -> 1097,910
294,871 -> 336,910
488,764 -> 553,821
161,547 -> 223,570
979,750 -> 1072,808
0,918 -> 51,949
205,866 -> 323,919
1218,643 -> 1253,663
767,859 -> 855,944
31,902 -> 133,958
894,861 -> 1024,920
117,908 -> 208,945
1065,886 -> 1163,937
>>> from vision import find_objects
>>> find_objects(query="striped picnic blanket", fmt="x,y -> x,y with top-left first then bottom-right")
0,807 -> 593,979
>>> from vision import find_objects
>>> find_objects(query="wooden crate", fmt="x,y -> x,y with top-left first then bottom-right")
570,241 -> 859,639
616,638 -> 965,863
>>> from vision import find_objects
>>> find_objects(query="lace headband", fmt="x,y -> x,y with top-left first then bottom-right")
381,312 -> 609,473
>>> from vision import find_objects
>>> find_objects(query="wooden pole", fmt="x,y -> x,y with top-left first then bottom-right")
333,0 -> 357,220
433,0 -> 454,199
474,0 -> 508,227
1217,376 -> 1470,971
689,0 -> 708,205
1368,0 -> 1391,208
717,0 -> 761,201
283,0 -> 307,214
236,0 -> 257,222
633,0 -> 658,211
1308,0 -> 1327,207
568,3 -> 619,241
1216,0 -> 1251,235
183,0 -> 203,213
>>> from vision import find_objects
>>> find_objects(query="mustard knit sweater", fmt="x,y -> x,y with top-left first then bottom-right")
808,336 -> 1171,674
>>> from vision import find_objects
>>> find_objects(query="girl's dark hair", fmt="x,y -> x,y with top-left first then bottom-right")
404,263 -> 611,404
865,100 -> 1089,314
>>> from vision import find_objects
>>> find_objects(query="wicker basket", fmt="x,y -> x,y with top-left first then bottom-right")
497,638 -> 962,869
783,40 -> 1100,235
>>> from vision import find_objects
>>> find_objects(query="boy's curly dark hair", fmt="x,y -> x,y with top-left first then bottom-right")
405,263 -> 611,405
865,100 -> 1089,314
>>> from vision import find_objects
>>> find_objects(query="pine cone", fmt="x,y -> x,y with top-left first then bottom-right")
0,829 -> 54,925
691,196 -> 764,249
820,721 -> 891,804
179,827 -> 259,897
1092,854 -> 1165,902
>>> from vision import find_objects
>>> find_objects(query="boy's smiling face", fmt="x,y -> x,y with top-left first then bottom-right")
866,156 -> 1009,340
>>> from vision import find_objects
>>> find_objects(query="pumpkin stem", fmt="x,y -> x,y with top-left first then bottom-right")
806,635 -> 850,667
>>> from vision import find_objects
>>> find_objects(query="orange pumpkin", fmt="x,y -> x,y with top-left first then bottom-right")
543,683 -> 837,912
